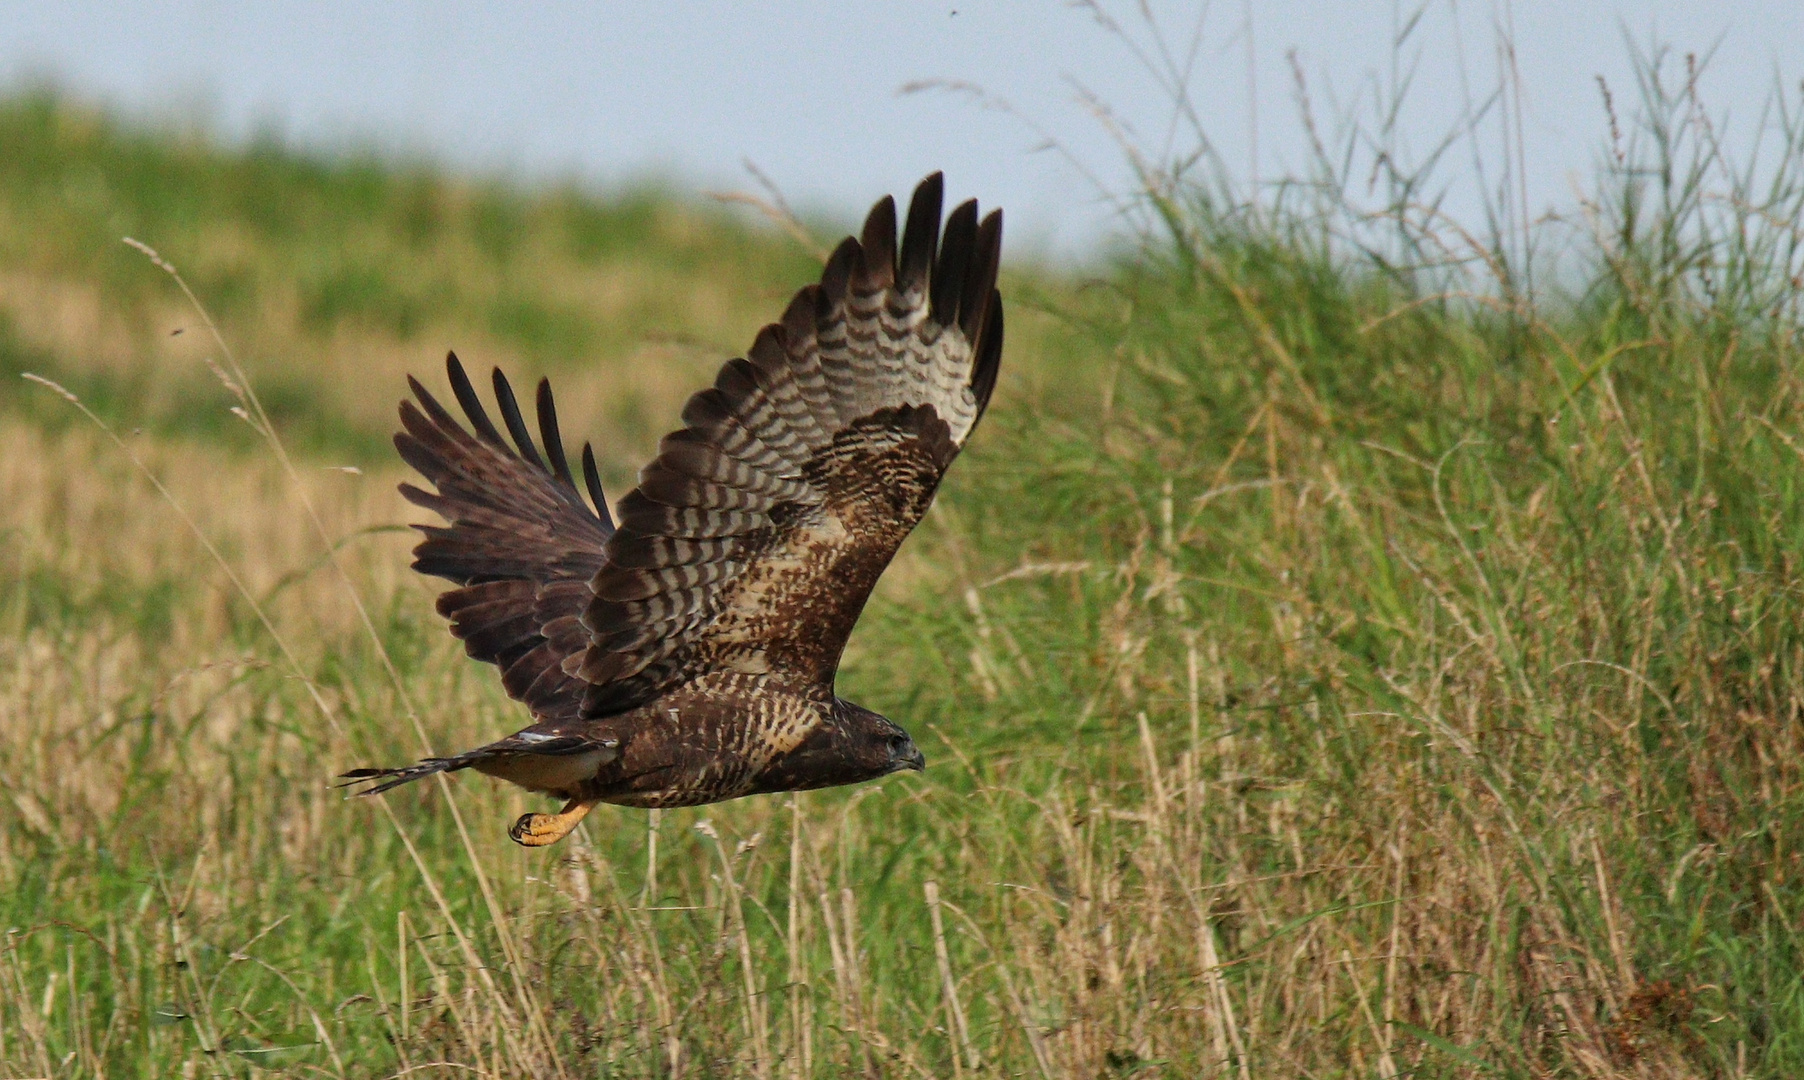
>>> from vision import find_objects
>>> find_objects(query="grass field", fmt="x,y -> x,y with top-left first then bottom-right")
4,46 -> 1804,1078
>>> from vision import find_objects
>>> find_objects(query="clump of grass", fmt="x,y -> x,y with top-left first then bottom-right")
3,25 -> 1804,1080
903,30 -> 1804,1076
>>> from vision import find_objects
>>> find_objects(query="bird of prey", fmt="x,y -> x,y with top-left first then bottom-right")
341,174 -> 1002,847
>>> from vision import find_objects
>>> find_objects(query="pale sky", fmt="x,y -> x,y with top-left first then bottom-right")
2,1 -> 1800,257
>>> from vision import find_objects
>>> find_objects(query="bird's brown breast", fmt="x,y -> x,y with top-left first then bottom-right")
579,671 -> 830,808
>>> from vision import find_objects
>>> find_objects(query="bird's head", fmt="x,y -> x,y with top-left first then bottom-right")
839,699 -> 926,777
747,697 -> 925,796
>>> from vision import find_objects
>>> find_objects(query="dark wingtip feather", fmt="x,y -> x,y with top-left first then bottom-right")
393,425 -> 439,480
859,194 -> 898,288
898,172 -> 944,295
447,352 -> 507,448
820,236 -> 861,307
581,443 -> 614,531
971,289 -> 1003,415
960,209 -> 1003,342
746,323 -> 789,379
405,374 -> 462,434
490,368 -> 545,470
536,378 -> 574,487
930,199 -> 979,327
782,285 -> 820,341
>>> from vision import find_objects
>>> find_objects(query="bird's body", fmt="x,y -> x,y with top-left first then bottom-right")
341,174 -> 1000,845
465,673 -> 902,809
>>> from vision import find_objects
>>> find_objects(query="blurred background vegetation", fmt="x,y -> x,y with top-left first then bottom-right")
3,31 -> 1804,1078
0,90 -> 1086,470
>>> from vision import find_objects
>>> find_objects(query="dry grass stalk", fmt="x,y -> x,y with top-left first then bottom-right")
923,880 -> 977,1075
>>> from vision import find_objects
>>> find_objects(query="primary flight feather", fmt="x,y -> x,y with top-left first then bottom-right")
341,174 -> 1003,846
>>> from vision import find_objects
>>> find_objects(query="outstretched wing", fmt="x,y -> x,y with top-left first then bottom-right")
576,173 -> 1003,715
395,353 -> 616,722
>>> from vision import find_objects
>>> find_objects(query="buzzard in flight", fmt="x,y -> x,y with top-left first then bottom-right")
342,174 -> 1002,847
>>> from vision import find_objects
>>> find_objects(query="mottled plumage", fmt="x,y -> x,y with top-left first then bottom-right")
341,174 -> 1003,845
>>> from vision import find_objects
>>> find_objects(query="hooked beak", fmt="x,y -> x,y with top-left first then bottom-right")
898,744 -> 926,773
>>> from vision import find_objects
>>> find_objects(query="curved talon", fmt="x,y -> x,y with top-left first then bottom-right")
508,797 -> 598,847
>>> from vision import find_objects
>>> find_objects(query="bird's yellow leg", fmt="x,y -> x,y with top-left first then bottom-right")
509,797 -> 599,847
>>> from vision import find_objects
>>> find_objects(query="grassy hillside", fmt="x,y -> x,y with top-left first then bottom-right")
3,68 -> 1804,1080
0,92 -> 1076,473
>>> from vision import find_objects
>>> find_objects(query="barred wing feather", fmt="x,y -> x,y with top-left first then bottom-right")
575,173 -> 1003,715
395,354 -> 617,722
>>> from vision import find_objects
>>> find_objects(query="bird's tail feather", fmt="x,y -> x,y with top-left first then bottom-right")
336,757 -> 468,796
338,731 -> 600,796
